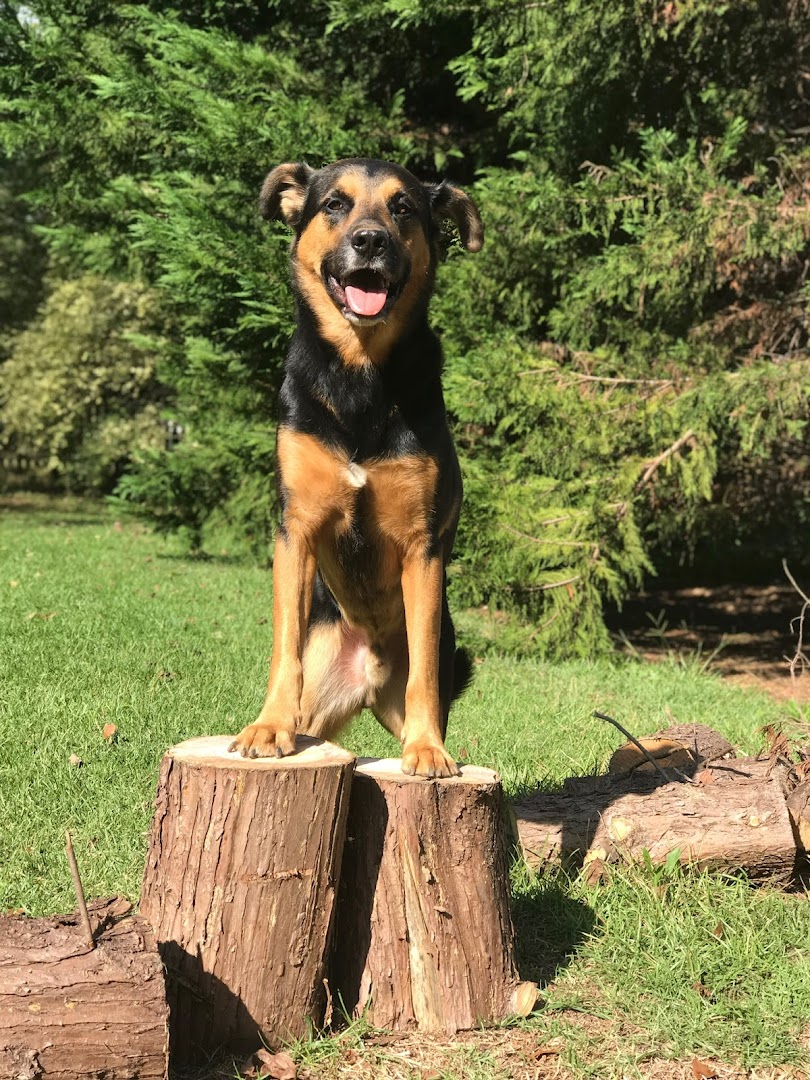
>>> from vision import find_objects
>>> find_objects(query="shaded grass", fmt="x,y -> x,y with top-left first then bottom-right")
1,498 -> 808,1078
513,864 -> 810,1075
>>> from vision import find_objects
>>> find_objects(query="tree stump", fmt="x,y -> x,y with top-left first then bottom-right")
512,757 -> 796,885
331,759 -> 536,1034
139,735 -> 354,1065
0,897 -> 168,1080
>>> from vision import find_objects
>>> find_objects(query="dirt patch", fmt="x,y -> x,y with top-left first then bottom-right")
608,582 -> 809,704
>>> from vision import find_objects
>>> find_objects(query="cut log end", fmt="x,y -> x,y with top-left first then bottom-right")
169,733 -> 355,769
355,756 -> 499,784
510,980 -> 540,1018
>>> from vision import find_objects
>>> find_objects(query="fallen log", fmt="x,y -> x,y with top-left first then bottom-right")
513,756 -> 796,885
139,735 -> 354,1066
331,758 -> 537,1034
0,897 -> 168,1080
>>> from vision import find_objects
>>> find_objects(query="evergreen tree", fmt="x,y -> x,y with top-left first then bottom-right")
0,0 -> 807,655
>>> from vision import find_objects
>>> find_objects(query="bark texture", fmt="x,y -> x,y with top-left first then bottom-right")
0,897 -> 168,1080
786,780 -> 810,856
331,759 -> 536,1034
513,756 -> 796,884
139,735 -> 354,1065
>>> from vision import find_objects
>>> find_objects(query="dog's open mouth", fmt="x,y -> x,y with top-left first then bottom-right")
327,270 -> 397,320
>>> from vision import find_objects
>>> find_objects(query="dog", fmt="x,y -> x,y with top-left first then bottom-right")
229,158 -> 483,777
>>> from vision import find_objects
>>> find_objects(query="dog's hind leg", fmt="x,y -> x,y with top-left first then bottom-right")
370,631 -> 409,742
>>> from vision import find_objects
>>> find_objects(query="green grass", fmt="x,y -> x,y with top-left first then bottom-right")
2,496 -> 808,1078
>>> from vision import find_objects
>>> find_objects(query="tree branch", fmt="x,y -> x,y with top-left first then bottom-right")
635,429 -> 696,492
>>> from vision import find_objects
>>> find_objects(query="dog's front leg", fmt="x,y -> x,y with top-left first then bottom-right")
230,525 -> 315,758
399,552 -> 460,778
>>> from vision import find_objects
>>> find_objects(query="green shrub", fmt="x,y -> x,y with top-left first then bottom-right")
0,276 -> 166,491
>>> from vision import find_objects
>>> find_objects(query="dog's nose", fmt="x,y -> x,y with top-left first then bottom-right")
351,228 -> 389,258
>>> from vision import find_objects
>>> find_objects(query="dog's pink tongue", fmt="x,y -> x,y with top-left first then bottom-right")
345,284 -> 387,317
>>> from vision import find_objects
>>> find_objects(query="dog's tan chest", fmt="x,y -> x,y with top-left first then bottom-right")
278,427 -> 438,553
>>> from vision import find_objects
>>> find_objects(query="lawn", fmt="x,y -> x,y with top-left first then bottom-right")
1,496 -> 809,1079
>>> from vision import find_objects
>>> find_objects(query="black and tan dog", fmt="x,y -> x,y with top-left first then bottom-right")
229,158 -> 483,777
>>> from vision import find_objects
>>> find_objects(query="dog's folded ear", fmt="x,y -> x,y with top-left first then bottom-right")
425,181 -> 484,252
259,163 -> 315,225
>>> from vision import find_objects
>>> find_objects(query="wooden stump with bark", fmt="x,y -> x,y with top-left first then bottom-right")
139,735 -> 355,1066
0,897 -> 168,1080
331,759 -> 537,1034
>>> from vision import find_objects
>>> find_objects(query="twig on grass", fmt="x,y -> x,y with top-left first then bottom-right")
593,711 -> 697,785
65,830 -> 95,950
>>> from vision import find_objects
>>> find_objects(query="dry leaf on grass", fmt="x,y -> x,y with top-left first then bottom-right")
692,1058 -> 718,1079
242,1049 -> 297,1080
102,723 -> 118,742
534,1042 -> 563,1057
68,754 -> 83,768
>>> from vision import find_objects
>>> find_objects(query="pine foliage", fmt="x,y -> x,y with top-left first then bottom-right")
0,0 -> 808,654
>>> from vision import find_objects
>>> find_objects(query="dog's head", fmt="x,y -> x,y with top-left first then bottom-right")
259,158 -> 482,359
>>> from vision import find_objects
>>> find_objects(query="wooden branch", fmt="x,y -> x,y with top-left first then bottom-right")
635,429 -> 696,492
516,369 -> 680,387
523,575 -> 582,592
502,523 -> 590,548
64,830 -> 94,950
783,559 -> 810,687
593,711 -> 696,785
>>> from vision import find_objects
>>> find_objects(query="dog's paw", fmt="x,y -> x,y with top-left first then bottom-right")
401,739 -> 461,779
228,721 -> 296,759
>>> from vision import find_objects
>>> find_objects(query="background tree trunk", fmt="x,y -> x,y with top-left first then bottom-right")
139,735 -> 354,1066
331,759 -> 536,1034
0,897 -> 168,1080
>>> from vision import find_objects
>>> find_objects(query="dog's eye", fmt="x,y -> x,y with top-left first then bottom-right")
324,197 -> 346,214
392,200 -> 413,220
